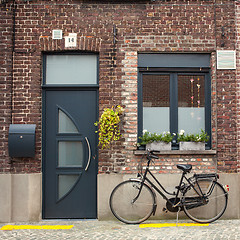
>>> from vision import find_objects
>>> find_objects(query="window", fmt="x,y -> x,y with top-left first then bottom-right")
138,53 -> 211,149
139,71 -> 211,149
45,54 -> 98,85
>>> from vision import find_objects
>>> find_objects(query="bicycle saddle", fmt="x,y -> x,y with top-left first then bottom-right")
177,164 -> 192,173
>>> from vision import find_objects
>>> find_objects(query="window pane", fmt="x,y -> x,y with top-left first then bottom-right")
58,175 -> 79,199
178,75 -> 205,134
58,141 -> 84,167
46,55 -> 97,84
143,75 -> 170,133
58,109 -> 79,133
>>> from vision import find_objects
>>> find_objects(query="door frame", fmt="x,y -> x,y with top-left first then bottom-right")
42,52 -> 99,219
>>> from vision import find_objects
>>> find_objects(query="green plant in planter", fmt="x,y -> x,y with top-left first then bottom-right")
94,105 -> 124,149
177,129 -> 209,142
138,130 -> 174,145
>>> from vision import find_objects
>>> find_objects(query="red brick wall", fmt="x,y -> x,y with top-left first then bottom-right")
0,3 -> 13,172
236,2 -> 240,173
122,153 -> 217,174
0,0 -> 238,173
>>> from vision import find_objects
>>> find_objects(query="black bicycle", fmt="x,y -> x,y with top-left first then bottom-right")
109,150 -> 229,224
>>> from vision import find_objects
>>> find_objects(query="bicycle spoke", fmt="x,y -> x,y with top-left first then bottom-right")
205,193 -> 228,201
130,202 -> 154,206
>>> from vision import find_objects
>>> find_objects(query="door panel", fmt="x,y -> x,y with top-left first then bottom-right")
43,90 -> 97,219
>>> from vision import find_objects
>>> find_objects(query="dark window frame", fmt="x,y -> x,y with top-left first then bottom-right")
138,68 -> 211,149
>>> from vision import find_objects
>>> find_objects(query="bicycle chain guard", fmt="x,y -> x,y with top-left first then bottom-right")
166,198 -> 183,212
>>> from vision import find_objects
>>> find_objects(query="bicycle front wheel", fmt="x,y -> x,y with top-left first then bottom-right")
183,179 -> 228,223
109,179 -> 156,224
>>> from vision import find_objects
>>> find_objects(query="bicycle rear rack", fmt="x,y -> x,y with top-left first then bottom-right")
194,173 -> 219,180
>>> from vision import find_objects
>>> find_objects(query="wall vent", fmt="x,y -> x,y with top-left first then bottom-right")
52,30 -> 63,40
217,50 -> 236,69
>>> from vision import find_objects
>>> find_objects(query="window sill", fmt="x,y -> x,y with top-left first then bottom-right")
134,150 -> 217,155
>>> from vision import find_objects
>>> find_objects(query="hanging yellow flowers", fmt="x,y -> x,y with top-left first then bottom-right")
94,105 -> 124,149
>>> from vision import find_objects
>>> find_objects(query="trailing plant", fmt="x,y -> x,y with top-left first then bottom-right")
138,130 -> 174,145
177,129 -> 209,143
94,105 -> 124,149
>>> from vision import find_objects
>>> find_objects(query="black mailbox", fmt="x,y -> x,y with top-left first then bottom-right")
8,124 -> 36,158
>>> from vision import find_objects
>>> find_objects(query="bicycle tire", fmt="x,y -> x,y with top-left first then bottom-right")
109,179 -> 156,224
183,178 -> 228,223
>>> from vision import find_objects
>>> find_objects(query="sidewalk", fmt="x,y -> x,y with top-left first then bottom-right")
0,219 -> 239,240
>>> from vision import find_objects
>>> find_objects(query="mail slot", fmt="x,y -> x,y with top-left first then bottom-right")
8,124 -> 36,158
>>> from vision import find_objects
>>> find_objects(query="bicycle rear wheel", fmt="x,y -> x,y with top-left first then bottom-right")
183,178 -> 228,223
109,179 -> 156,224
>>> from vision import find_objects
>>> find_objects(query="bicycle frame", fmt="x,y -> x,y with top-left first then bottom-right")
137,155 -> 210,209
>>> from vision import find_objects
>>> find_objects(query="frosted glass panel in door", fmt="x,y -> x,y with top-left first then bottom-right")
58,109 -> 79,133
46,55 -> 97,84
58,141 -> 84,167
58,175 -> 79,199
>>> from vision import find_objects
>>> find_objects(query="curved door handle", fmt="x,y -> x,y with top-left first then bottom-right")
85,137 -> 91,171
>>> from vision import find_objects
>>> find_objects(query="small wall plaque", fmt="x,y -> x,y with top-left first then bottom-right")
65,33 -> 77,48
217,50 -> 236,70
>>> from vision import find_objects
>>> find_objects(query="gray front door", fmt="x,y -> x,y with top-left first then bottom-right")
43,90 -> 97,218
42,53 -> 98,219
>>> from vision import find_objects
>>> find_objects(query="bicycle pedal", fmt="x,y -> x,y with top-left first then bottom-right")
162,207 -> 168,213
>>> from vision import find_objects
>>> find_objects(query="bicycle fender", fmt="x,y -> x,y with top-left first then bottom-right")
129,178 -> 157,197
152,203 -> 157,216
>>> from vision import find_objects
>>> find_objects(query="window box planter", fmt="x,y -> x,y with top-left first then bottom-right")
146,141 -> 171,151
179,142 -> 205,151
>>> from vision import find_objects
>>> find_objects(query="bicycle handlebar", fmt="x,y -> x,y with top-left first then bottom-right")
147,149 -> 159,159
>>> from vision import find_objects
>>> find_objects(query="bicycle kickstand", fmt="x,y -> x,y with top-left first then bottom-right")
176,207 -> 180,227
